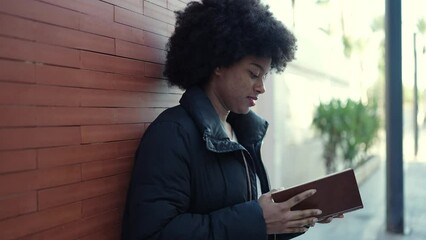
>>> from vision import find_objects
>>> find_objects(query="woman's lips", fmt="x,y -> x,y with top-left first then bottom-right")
248,96 -> 258,106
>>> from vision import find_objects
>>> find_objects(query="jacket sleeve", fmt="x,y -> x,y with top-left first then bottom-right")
122,121 -> 268,240
270,232 -> 305,240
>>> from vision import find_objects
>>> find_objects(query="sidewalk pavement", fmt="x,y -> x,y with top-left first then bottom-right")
296,159 -> 426,240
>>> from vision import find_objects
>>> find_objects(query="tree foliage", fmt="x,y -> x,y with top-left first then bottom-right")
312,99 -> 380,173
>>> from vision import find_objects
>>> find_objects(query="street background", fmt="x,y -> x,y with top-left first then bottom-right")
297,106 -> 426,240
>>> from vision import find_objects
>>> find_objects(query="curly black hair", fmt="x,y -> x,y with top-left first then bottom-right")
164,0 -> 297,90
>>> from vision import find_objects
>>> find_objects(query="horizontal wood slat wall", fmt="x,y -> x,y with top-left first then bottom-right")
0,0 -> 191,239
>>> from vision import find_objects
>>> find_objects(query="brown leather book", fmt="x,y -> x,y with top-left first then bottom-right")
271,168 -> 363,221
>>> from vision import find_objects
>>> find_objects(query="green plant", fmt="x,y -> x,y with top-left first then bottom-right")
312,99 -> 380,173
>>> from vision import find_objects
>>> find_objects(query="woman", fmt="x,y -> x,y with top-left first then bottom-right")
122,0 -> 334,239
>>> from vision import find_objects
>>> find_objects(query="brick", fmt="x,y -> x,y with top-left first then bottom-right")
0,165 -> 81,196
34,21 -> 115,54
39,0 -> 114,20
115,6 -> 173,37
0,191 -> 37,221
37,140 -> 138,168
113,0 -> 143,13
18,208 -> 121,240
0,106 -> 37,127
36,64 -> 115,90
36,64 -> 167,93
0,36 -> 80,68
80,51 -> 145,76
80,124 -> 144,143
0,150 -> 37,174
38,143 -> 118,169
145,62 -> 165,78
82,191 -> 126,217
38,173 -> 130,210
0,60 -> 35,84
79,88 -> 142,107
167,23 -> 175,36
143,1 -> 175,24
0,127 -> 81,151
113,22 -> 145,45
37,165 -> 82,189
115,39 -> 166,63
146,0 -> 167,8
0,0 -> 80,29
144,31 -> 168,50
78,223 -> 121,240
116,139 -> 139,156
0,14 -> 36,41
79,14 -> 115,38
0,202 -> 82,240
111,74 -> 159,92
113,107 -> 164,123
0,106 -> 114,127
0,171 -> 37,196
168,0 -> 187,12
38,107 -> 115,126
82,157 -> 133,180
0,82 -> 81,107
0,15 -> 114,55
100,0 -> 116,4
137,78 -> 180,94
137,92 -> 181,108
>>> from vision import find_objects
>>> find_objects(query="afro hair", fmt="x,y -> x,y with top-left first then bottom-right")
164,0 -> 297,90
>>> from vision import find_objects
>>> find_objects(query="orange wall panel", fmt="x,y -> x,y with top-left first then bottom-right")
0,150 -> 37,173
78,224 -> 122,240
0,127 -> 82,150
0,165 -> 81,195
0,0 -> 189,238
38,0 -> 114,20
37,140 -> 138,168
80,51 -> 145,76
0,0 -> 81,29
81,191 -> 127,218
0,203 -> 82,240
0,37 -> 80,68
38,173 -> 129,210
0,191 -> 37,221
0,60 -> 35,84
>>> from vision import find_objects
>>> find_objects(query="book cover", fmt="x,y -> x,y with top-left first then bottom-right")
271,168 -> 363,221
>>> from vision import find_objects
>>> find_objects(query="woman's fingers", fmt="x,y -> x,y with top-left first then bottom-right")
288,209 -> 322,220
260,189 -> 331,234
284,216 -> 319,228
286,189 -> 317,208
318,213 -> 345,224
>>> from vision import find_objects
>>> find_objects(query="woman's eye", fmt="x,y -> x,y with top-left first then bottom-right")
248,71 -> 259,79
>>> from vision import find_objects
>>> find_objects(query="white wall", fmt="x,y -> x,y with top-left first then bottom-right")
257,0 -> 382,188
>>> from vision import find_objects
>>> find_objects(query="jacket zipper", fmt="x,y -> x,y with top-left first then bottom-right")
241,150 -> 277,240
240,151 -> 252,201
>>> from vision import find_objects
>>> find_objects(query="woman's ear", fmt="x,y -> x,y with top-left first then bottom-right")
214,67 -> 222,76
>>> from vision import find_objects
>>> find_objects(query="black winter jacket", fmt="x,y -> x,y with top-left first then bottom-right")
122,87 -> 302,240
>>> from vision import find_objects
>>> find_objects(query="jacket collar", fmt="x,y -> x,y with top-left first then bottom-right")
179,87 -> 269,153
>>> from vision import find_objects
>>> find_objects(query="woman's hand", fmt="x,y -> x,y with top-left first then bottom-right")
258,189 -> 322,234
318,213 -> 344,224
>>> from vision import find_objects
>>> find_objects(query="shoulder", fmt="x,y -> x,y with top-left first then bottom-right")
144,105 -> 200,141
155,105 -> 190,123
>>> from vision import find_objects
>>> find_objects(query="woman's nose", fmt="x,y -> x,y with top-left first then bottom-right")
255,79 -> 266,94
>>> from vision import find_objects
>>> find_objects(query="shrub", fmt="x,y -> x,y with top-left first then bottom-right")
312,99 -> 380,173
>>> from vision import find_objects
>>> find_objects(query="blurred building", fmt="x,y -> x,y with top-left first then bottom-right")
257,0 -> 384,187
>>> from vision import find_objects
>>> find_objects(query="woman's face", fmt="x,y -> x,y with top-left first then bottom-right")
207,56 -> 271,115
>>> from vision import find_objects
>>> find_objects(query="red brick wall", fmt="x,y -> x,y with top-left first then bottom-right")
0,0 -> 190,239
